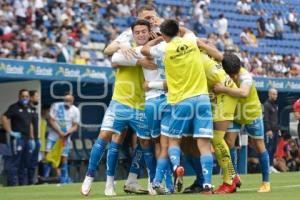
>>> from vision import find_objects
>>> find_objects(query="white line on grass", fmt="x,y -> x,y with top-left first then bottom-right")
83,184 -> 300,200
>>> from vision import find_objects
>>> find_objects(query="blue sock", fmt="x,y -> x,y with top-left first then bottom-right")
230,147 -> 238,173
259,150 -> 270,182
168,146 -> 181,171
142,146 -> 156,182
192,157 -> 204,186
165,160 -> 174,190
184,154 -> 202,186
87,138 -> 108,177
154,158 -> 168,184
106,141 -> 121,177
60,161 -> 68,183
200,154 -> 213,186
43,163 -> 52,177
129,144 -> 143,175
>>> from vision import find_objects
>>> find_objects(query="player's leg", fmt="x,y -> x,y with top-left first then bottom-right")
167,99 -> 194,193
130,109 -> 156,193
181,137 -> 204,193
81,101 -> 126,196
211,94 -> 238,193
193,95 -> 214,194
225,122 -> 242,187
246,117 -> 270,193
43,139 -> 57,178
59,139 -> 72,184
212,121 -> 237,193
124,141 -> 148,194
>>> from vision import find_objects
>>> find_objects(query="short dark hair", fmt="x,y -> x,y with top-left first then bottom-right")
19,89 -> 29,96
29,90 -> 37,97
222,53 -> 241,75
137,5 -> 155,15
159,19 -> 179,38
131,19 -> 151,32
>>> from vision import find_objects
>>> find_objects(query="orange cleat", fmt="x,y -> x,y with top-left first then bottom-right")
174,166 -> 184,192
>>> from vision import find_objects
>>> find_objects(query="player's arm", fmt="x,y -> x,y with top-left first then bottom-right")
65,109 -> 80,138
141,36 -> 164,58
213,83 -> 251,98
1,115 -> 12,133
197,38 -> 223,62
144,80 -> 167,91
111,47 -> 157,70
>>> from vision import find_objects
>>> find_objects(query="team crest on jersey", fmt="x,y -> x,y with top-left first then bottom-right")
176,44 -> 189,53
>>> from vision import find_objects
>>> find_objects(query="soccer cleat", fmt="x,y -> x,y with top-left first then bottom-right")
81,175 -> 94,196
201,185 -> 214,195
214,182 -> 236,194
183,180 -> 203,193
257,182 -> 271,193
269,166 -> 280,174
105,184 -> 117,196
233,175 -> 242,188
174,166 -> 184,193
152,182 -> 169,195
123,182 -> 149,194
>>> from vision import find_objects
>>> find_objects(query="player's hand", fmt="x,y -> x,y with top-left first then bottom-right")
197,38 -> 208,48
120,47 -> 138,60
213,83 -> 226,93
143,81 -> 151,91
150,31 -> 159,40
9,131 -> 22,139
137,58 -> 157,70
266,130 -> 273,138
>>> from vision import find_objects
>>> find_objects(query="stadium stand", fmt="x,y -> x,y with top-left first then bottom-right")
0,0 -> 299,77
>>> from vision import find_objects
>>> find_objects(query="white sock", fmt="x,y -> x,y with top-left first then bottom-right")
106,176 -> 114,187
126,172 -> 138,185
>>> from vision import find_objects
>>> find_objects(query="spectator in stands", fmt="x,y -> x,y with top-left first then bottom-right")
257,16 -> 266,38
73,49 -> 87,65
193,3 -> 209,34
265,18 -> 276,39
274,132 -> 291,172
117,0 -> 132,16
240,50 -> 252,70
273,12 -> 284,39
28,45 -> 45,62
107,0 -> 120,17
1,89 -> 35,186
287,9 -> 299,33
213,13 -> 228,39
263,88 -> 280,173
43,92 -> 80,184
236,0 -> 252,15
240,28 -> 258,47
222,32 -> 239,52
56,34 -> 72,63
14,0 -> 29,27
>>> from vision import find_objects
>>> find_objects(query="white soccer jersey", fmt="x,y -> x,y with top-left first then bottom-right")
239,70 -> 253,86
48,102 -> 80,141
111,46 -> 166,100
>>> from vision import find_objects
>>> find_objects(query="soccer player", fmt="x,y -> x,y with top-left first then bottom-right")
141,19 -> 214,194
181,40 -> 239,194
44,92 -> 80,184
214,53 -> 271,193
112,45 -> 174,194
81,20 -> 156,196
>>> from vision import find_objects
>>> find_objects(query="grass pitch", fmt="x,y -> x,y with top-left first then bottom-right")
0,172 -> 299,200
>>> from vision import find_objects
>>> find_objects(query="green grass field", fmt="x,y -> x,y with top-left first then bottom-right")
0,172 -> 299,200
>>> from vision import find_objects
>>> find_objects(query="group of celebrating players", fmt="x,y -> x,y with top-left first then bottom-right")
80,5 -> 271,196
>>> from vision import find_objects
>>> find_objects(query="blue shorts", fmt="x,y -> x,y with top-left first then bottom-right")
227,117 -> 264,139
145,95 -> 171,138
166,95 -> 213,139
46,138 -> 71,157
101,100 -> 150,139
